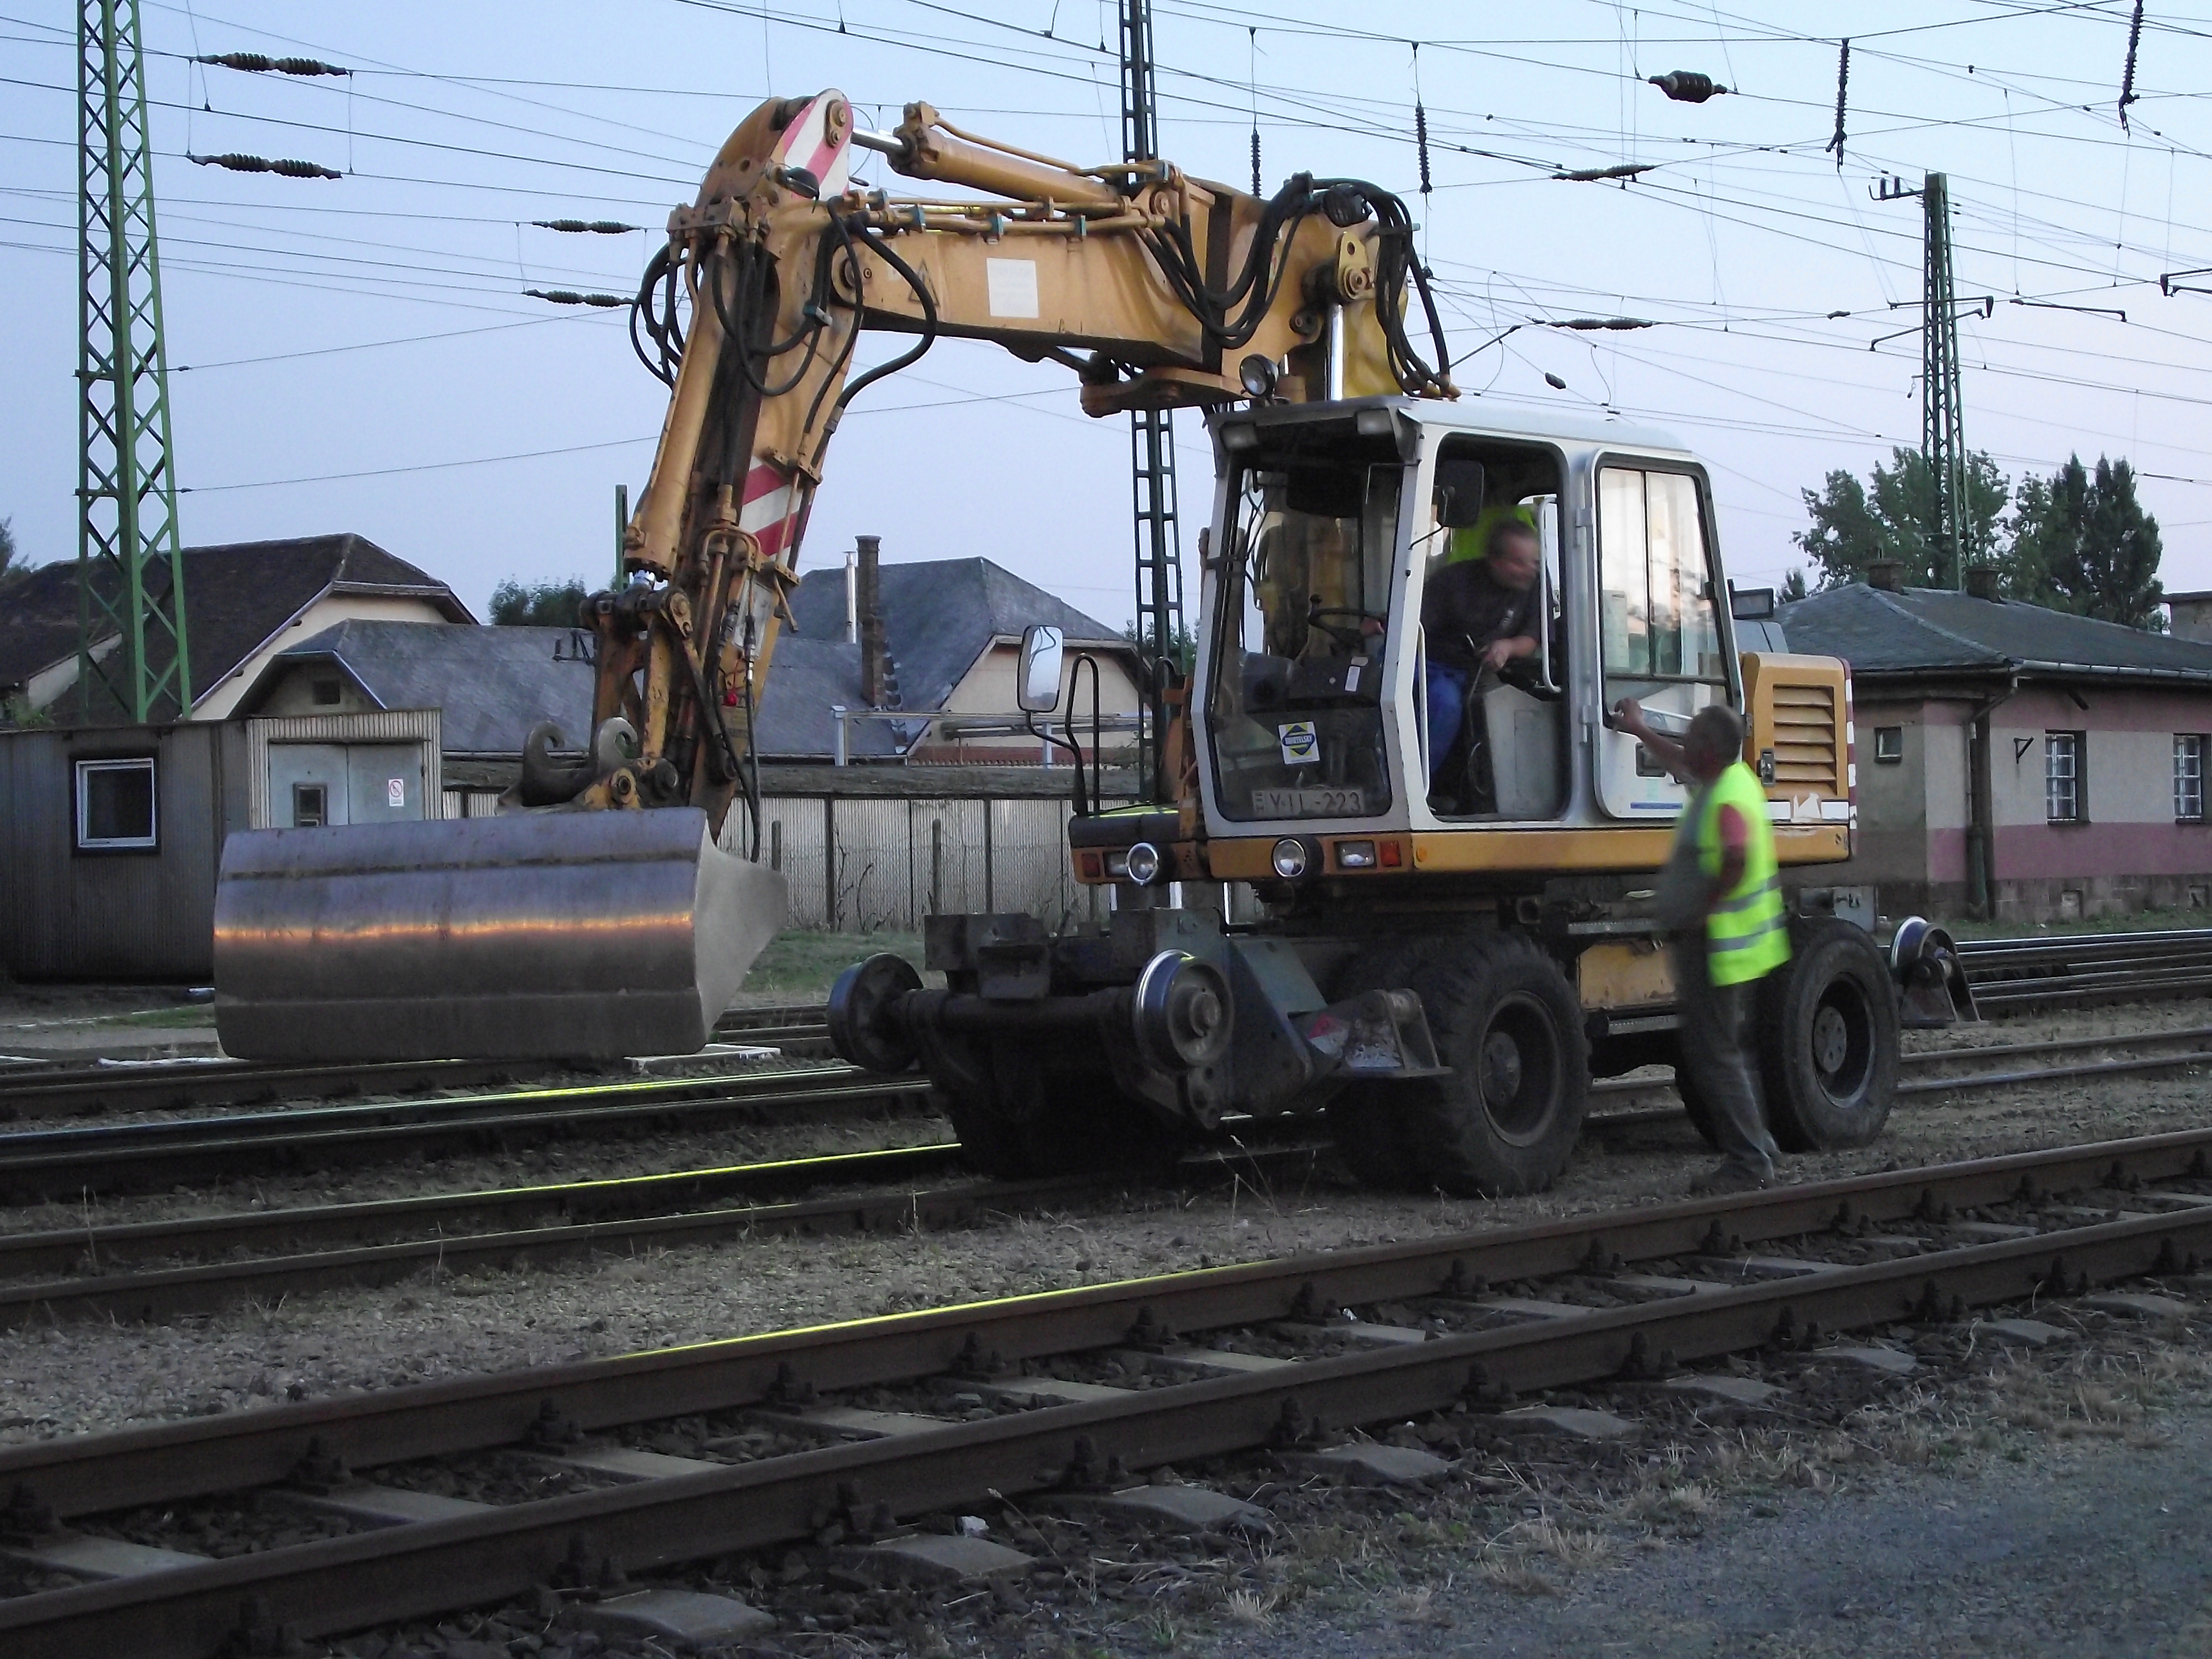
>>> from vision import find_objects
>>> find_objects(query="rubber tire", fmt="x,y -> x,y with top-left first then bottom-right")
1401,934 -> 1590,1196
1323,937 -> 1441,1190
1755,918 -> 1901,1152
1672,1065 -> 1724,1150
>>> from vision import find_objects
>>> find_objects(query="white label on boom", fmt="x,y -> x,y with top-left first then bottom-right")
986,258 -> 1040,319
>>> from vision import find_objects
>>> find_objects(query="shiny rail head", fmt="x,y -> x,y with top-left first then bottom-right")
212,809 -> 788,1062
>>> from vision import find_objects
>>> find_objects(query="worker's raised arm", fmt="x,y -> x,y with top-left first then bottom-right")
1614,697 -> 1697,785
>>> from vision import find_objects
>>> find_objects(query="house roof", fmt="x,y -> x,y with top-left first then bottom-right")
1777,583 -> 2212,686
0,534 -> 472,716
787,556 -> 1124,711
247,619 -> 902,761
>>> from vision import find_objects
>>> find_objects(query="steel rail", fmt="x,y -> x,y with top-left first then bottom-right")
1583,1026 -> 2212,1126
1955,926 -> 2212,962
1,1123 -> 2204,1521
7,924 -> 2211,1123
7,1027 -> 2202,1313
0,1142 -> 1328,1332
0,1004 -> 834,1124
0,1131 -> 2206,1657
0,1071 -> 930,1202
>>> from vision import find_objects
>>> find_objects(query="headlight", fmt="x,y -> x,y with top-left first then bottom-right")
1124,841 -> 1163,885
1271,837 -> 1310,880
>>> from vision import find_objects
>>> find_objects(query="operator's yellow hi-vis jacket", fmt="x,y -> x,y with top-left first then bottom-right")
1699,759 -> 1792,987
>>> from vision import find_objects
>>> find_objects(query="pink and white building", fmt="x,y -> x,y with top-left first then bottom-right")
1780,575 -> 2212,923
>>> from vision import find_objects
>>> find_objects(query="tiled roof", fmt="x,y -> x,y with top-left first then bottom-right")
787,555 -> 1123,711
0,534 -> 470,716
255,619 -> 901,761
1778,583 -> 2212,684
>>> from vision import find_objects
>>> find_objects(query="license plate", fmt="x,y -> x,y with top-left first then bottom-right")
1253,786 -> 1365,818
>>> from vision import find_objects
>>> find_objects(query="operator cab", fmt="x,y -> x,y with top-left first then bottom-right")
1202,403 -> 1740,843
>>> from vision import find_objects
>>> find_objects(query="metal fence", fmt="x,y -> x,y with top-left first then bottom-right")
737,794 -> 1105,932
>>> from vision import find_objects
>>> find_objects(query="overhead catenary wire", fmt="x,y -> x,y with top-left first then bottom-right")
13,0 -> 2212,548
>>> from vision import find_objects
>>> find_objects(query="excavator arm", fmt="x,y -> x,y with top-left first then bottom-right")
211,90 -> 1452,1065
544,91 -> 1452,844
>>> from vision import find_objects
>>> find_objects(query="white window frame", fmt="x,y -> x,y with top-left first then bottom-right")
74,756 -> 158,851
2177,734 -> 2206,824
2044,731 -> 2082,825
1873,727 -> 1903,764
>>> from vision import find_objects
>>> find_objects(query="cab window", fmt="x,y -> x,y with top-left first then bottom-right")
1205,455 -> 1398,823
1598,467 -> 1725,685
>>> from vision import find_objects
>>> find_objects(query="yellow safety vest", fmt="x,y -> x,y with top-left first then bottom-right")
1698,760 -> 1791,987
1444,502 -> 1539,565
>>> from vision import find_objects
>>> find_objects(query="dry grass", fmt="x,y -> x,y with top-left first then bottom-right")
1218,1588 -> 1277,1627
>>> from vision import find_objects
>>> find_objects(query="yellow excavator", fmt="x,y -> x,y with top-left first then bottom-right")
214,90 -> 1971,1193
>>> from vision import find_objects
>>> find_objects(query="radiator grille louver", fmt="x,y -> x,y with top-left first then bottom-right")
1768,682 -> 1839,786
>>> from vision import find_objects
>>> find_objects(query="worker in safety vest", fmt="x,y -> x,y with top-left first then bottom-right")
1614,699 -> 1791,1194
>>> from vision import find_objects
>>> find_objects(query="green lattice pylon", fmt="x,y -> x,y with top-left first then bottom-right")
78,0 -> 190,723
1921,171 -> 1966,592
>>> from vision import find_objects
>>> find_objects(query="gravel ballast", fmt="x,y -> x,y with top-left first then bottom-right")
0,999 -> 2207,1450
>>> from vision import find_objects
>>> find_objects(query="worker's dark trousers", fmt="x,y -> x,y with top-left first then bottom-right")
1670,936 -> 1781,1182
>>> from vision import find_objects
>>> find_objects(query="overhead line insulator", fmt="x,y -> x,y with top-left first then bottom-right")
1647,71 -> 1727,104
524,289 -> 627,309
532,220 -> 643,235
1552,163 -> 1654,183
187,152 -> 341,180
194,52 -> 350,76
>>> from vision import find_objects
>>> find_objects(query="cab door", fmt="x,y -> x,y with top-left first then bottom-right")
1590,461 -> 1738,820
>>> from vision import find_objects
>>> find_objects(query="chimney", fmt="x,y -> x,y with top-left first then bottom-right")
855,534 -> 888,708
844,549 -> 858,644
1867,559 -> 1903,593
1963,564 -> 2002,602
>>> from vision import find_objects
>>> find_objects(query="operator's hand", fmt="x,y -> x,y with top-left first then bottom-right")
1614,696 -> 1648,736
1482,637 -> 1519,671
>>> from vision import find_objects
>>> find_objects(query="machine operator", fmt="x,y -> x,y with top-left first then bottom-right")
1421,520 -> 1542,790
1615,699 -> 1792,1196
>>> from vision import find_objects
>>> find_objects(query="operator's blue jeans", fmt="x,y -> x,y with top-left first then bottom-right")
1423,659 -> 1472,783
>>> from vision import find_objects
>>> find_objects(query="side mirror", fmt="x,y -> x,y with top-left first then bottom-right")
1017,624 -> 1064,713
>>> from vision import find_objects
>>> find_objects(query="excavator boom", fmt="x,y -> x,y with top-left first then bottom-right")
213,88 -> 1453,1062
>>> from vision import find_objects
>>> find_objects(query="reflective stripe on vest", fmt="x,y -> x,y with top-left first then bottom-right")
1698,760 -> 1792,986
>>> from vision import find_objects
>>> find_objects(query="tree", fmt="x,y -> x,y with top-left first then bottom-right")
1123,617 -> 1198,676
1792,446 -> 2011,592
488,576 -> 589,627
2010,454 -> 2164,630
1780,567 -> 1808,603
0,518 -> 25,590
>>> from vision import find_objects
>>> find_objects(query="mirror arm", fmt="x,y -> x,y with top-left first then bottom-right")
1026,711 -> 1089,817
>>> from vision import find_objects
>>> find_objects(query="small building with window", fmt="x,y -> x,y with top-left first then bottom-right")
1778,576 -> 2212,922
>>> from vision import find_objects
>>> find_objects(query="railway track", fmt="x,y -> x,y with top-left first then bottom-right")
0,1026 -> 2203,1337
0,1135 -> 1327,1332
0,1065 -> 928,1202
0,1003 -> 832,1124
1958,928 -> 2212,1011
0,925 -> 2204,1126
0,1125 -> 2206,1657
